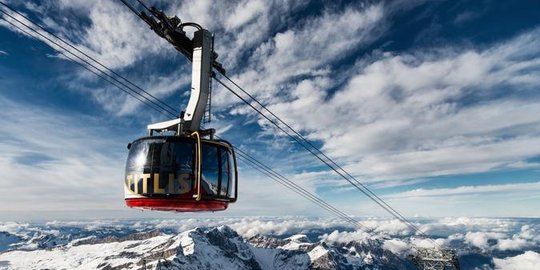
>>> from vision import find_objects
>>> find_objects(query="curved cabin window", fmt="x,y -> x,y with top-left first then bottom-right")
201,142 -> 234,198
125,138 -> 234,199
125,138 -> 195,196
201,143 -> 220,195
220,148 -> 230,196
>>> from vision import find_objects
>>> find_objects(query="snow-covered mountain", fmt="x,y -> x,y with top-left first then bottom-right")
0,225 -> 410,270
0,217 -> 539,270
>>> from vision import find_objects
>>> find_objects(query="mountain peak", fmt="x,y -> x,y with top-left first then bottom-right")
0,225 -> 410,270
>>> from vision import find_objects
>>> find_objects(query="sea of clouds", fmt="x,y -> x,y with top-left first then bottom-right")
1,216 -> 539,269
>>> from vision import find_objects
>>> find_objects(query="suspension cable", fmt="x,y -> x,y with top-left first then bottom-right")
0,15 -> 174,119
236,153 -> 368,230
214,76 -> 432,239
0,1 -> 180,117
220,73 -> 425,229
214,76 -> 432,240
116,0 -> 436,245
1,0 -> 438,246
135,0 -> 152,14
0,2 -> 178,117
233,147 -> 371,231
118,0 -> 148,22
0,2 -> 376,235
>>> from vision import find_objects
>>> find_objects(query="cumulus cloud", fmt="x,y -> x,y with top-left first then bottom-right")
464,231 -> 507,251
212,2 -> 385,109
0,97 -> 126,212
460,226 -> 538,252
228,218 -> 336,237
382,239 -> 410,256
362,218 -> 413,236
0,222 -> 29,235
379,181 -> 540,217
266,27 -> 540,183
317,216 -> 540,255
0,0 -> 386,119
0,0 -> 164,69
0,0 -> 189,116
388,182 -> 540,198
320,230 -> 373,244
493,251 -> 540,270
422,217 -> 518,234
3,216 -> 538,262
0,95 -> 333,217
2,0 -> 540,219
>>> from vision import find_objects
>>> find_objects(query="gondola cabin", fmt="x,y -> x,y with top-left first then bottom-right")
123,24 -> 237,212
124,135 -> 237,212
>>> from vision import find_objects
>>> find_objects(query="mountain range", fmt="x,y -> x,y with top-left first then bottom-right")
0,217 -> 538,269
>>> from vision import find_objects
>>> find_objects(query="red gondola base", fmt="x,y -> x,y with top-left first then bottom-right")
125,198 -> 228,212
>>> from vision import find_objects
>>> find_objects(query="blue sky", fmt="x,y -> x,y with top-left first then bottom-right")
0,0 -> 539,220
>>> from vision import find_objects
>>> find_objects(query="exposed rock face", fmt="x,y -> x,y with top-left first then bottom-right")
0,226 -> 412,270
73,230 -> 161,246
248,232 -> 410,270
0,232 -> 21,252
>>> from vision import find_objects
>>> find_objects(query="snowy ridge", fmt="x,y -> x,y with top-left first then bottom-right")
0,225 -> 407,270
1,217 -> 539,269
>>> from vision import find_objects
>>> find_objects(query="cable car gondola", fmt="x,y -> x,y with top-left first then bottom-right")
124,21 -> 237,212
125,133 -> 237,212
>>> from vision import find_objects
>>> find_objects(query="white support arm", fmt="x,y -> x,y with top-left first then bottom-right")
146,29 -> 213,135
182,29 -> 213,132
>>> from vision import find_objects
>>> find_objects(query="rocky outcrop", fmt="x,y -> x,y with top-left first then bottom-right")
0,226 -> 412,270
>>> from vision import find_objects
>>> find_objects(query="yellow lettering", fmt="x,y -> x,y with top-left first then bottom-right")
126,174 -> 133,192
178,173 -> 191,194
142,173 -> 151,193
134,174 -> 139,193
153,173 -> 165,194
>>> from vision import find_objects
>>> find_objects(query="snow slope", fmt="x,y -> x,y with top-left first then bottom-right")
0,225 -> 408,270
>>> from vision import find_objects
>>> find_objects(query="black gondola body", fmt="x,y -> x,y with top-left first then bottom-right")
124,135 -> 237,212
123,22 -> 237,212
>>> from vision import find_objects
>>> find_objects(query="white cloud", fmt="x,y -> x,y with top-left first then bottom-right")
2,0 -> 379,118
0,222 -> 28,235
496,237 -> 530,251
0,97 -> 126,212
382,239 -> 410,256
517,225 -> 540,241
54,0 -> 168,69
320,229 -> 373,244
212,3 -> 385,109
461,225 -> 538,252
14,216 -> 356,238
362,218 -> 412,236
223,0 -> 266,30
0,49 -> 7,55
3,216 -> 538,261
264,26 -> 540,184
493,251 -> 540,270
6,1 -> 540,189
0,0 -> 163,69
169,0 -> 311,68
464,231 -> 507,251
424,217 -> 518,234
0,1 -> 185,117
388,182 -> 540,198
0,97 -> 330,217
77,70 -> 191,117
2,0 -> 540,218
410,237 -> 446,249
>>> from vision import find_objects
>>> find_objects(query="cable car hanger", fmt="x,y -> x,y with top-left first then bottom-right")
124,6 -> 237,212
0,2 -> 459,267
